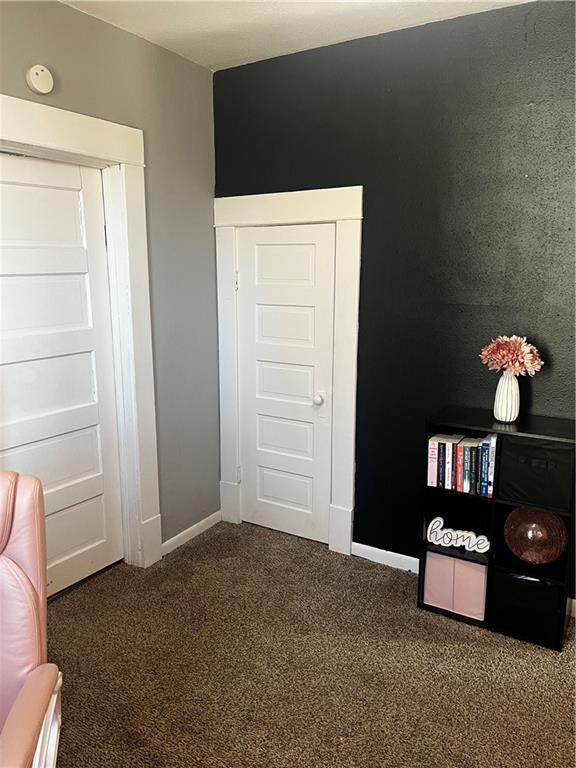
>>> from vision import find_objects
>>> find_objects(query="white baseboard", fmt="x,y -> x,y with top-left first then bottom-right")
328,504 -> 353,555
351,542 -> 419,574
161,510 -> 222,556
139,514 -> 162,567
220,480 -> 241,524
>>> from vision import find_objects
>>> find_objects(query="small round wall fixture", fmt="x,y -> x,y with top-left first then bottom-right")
504,507 -> 567,565
26,65 -> 54,95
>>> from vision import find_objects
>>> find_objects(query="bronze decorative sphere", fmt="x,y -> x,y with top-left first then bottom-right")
504,507 -> 567,565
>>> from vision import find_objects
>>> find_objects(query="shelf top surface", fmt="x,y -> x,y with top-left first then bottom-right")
429,406 -> 575,444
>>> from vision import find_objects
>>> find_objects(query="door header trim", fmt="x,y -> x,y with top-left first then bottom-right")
0,94 -> 144,168
214,186 -> 362,227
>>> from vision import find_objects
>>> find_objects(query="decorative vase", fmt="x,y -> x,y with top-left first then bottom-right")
493,371 -> 520,422
504,507 -> 567,565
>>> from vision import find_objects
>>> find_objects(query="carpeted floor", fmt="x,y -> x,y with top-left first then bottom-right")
48,522 -> 575,768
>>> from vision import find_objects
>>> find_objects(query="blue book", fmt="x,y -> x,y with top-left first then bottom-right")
480,439 -> 490,496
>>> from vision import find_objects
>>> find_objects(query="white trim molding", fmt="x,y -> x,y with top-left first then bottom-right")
102,164 -> 161,567
329,504 -> 354,554
214,186 -> 362,228
161,510 -> 222,556
351,542 -> 420,574
215,186 -> 362,554
0,94 -> 144,168
330,219 -> 361,554
0,95 -> 161,568
216,226 -> 242,525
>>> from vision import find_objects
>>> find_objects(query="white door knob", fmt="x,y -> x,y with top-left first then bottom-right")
313,393 -> 325,406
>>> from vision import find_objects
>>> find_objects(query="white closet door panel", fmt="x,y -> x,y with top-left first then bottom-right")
0,274 -> 90,333
1,328 -> 94,366
0,353 -> 95,422
257,414 -> 314,459
0,426 -> 101,486
0,155 -> 81,188
256,245 -> 315,285
0,427 -> 103,515
46,496 -> 106,563
0,185 -> 84,246
0,404 -> 99,452
0,246 -> 88,275
257,466 -> 313,513
257,360 -> 315,404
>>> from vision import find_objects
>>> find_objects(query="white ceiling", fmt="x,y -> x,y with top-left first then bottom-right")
64,0 -> 531,71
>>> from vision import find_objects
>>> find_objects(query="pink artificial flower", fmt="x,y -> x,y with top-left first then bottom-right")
480,335 -> 544,377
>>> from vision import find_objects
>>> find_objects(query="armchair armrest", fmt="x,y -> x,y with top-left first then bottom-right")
0,664 -> 59,768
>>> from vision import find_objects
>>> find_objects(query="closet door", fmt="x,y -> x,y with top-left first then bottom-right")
0,154 -> 123,594
237,224 -> 335,543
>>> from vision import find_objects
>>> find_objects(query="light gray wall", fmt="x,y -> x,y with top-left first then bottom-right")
0,1 -> 220,542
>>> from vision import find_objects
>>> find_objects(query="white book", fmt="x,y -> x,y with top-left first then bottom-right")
427,437 -> 440,487
487,433 -> 498,498
445,442 -> 453,490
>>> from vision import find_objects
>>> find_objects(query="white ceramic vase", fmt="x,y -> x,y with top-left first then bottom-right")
493,371 -> 520,422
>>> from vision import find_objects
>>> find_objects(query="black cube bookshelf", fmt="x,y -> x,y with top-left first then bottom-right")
418,406 -> 575,651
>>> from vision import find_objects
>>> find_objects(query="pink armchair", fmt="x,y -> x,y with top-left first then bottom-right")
0,472 -> 61,768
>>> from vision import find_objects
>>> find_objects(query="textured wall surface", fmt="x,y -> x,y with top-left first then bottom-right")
214,2 -> 575,555
0,1 -> 219,542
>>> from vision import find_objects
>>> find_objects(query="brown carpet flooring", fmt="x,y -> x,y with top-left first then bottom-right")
48,522 -> 575,768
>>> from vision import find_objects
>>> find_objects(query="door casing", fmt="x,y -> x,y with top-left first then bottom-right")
0,94 -> 162,570
214,187 -> 362,554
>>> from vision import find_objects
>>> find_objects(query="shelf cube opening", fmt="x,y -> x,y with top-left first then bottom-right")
423,551 -> 487,621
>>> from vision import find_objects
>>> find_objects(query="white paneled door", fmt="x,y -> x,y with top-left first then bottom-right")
237,224 -> 335,542
0,155 -> 123,594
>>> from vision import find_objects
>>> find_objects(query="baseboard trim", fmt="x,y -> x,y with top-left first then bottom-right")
139,514 -> 162,567
351,542 -> 420,574
328,504 -> 353,555
161,510 -> 222,556
220,480 -> 241,524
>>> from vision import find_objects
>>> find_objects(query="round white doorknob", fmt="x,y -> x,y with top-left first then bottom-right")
313,393 -> 325,406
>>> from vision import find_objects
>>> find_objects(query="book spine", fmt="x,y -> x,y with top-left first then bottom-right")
480,442 -> 489,496
470,447 -> 477,495
487,434 -> 497,498
456,444 -> 464,493
437,442 -> 445,489
427,439 -> 438,487
452,444 -> 458,489
444,442 -> 453,490
463,447 -> 470,494
477,447 -> 483,495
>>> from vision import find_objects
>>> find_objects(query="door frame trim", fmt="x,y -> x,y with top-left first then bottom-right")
0,94 -> 162,568
214,187 -> 362,554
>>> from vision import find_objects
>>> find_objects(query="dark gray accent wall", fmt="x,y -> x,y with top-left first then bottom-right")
0,1 -> 219,542
214,2 -> 575,555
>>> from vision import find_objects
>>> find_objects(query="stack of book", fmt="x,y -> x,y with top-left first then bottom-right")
427,434 -> 498,496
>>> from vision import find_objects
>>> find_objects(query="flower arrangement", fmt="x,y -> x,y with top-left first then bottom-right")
480,335 -> 543,377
